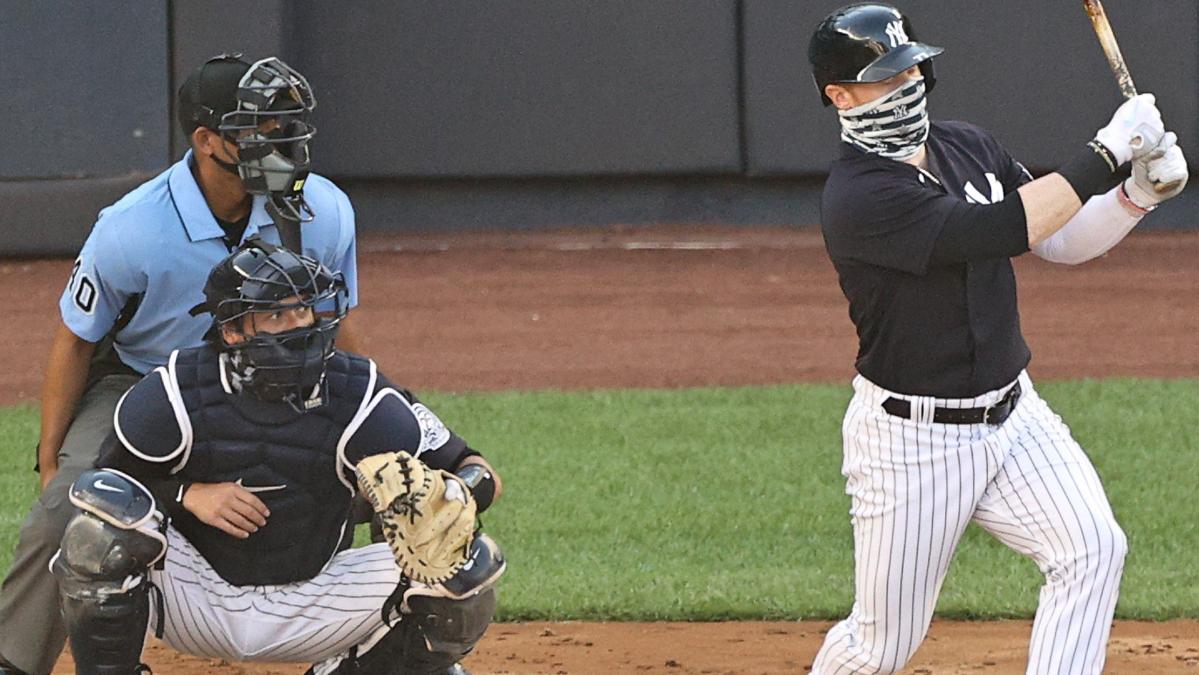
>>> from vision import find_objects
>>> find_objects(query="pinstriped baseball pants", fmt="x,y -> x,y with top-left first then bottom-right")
811,372 -> 1126,675
148,527 -> 402,664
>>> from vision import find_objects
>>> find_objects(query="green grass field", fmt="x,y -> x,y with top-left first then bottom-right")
2,379 -> 1196,621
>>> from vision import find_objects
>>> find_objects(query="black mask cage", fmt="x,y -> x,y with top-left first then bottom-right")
200,240 -> 347,412
217,57 -> 317,223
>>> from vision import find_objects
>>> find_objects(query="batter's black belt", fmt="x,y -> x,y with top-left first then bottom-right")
882,381 -> 1022,426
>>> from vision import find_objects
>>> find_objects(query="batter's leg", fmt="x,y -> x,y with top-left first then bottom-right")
0,374 -> 138,675
810,388 -> 999,674
972,391 -> 1126,675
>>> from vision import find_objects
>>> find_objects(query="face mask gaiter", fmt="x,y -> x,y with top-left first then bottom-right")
837,78 -> 930,161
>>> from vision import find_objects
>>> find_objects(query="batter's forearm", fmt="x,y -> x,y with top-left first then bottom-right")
1019,174 -> 1085,247
38,322 -> 98,470
1031,187 -> 1143,264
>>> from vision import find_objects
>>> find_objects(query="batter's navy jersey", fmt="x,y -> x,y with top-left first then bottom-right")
60,150 -> 358,375
821,120 -> 1035,397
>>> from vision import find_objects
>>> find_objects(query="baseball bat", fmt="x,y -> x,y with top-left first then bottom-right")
1083,0 -> 1179,193
1082,0 -> 1137,99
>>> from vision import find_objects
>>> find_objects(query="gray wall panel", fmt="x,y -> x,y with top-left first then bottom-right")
744,0 -> 1199,174
2,174 -> 155,257
169,0 -> 287,158
290,0 -> 742,177
0,1 -> 169,178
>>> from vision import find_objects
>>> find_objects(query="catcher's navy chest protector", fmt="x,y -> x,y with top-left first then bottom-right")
120,346 -> 373,585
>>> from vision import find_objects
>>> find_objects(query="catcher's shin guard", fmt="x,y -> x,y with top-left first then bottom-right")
312,534 -> 505,675
51,470 -> 167,675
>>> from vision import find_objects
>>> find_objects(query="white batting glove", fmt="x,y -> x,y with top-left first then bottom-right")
1094,93 -> 1164,165
1124,131 -> 1188,210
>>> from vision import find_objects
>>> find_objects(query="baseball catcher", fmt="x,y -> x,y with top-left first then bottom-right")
51,240 -> 504,675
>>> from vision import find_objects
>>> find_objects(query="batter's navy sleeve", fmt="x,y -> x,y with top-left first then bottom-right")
823,172 -> 945,275
825,146 -> 1029,275
926,195 -> 1028,266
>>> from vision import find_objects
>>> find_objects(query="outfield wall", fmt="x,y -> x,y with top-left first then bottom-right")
3,1 -> 1197,256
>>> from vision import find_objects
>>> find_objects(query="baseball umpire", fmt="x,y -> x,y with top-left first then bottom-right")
51,240 -> 504,675
0,55 -> 360,675
807,4 -> 1187,674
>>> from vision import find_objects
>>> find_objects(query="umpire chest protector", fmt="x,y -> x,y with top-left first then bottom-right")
118,345 -> 374,585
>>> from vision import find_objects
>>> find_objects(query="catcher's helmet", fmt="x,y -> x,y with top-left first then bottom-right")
809,3 -> 943,106
192,238 -> 346,412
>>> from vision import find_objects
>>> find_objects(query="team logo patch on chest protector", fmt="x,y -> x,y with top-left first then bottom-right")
411,403 -> 451,454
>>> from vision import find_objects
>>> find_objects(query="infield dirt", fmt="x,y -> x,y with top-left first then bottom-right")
4,227 -> 1195,674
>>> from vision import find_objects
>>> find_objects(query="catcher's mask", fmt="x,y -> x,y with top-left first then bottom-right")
217,57 -> 317,223
191,238 -> 346,412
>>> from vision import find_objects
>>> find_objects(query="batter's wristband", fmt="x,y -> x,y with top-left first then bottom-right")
1057,141 -> 1120,199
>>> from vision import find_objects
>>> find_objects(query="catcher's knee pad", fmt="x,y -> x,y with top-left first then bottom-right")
322,534 -> 505,675
340,587 -> 497,675
51,469 -> 167,675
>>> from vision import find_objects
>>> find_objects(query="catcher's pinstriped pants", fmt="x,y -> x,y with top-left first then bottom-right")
0,374 -> 139,675
149,527 -> 402,665
810,372 -> 1126,675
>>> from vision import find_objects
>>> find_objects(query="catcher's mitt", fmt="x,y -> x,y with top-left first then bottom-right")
355,451 -> 477,584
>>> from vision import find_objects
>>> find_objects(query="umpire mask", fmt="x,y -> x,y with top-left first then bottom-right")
218,57 -> 317,223
838,78 -> 930,160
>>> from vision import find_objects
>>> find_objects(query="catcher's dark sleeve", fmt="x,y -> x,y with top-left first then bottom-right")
97,431 -> 189,520
341,375 -> 475,472
98,372 -> 193,519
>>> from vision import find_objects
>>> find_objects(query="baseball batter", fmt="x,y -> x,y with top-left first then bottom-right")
51,241 -> 504,675
0,56 -> 359,675
806,4 -> 1188,674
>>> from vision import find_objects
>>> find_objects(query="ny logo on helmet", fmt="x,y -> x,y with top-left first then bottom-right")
885,20 -> 909,48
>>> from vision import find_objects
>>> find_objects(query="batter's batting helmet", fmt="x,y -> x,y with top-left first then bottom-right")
191,238 -> 347,412
809,3 -> 944,106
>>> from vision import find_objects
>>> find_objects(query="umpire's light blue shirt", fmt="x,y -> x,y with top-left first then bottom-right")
60,150 -> 358,374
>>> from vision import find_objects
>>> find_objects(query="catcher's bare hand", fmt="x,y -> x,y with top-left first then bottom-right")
356,451 -> 477,584
182,482 -> 271,539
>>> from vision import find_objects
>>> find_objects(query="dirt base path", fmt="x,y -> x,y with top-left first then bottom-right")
4,227 -> 1196,673
50,620 -> 1199,674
